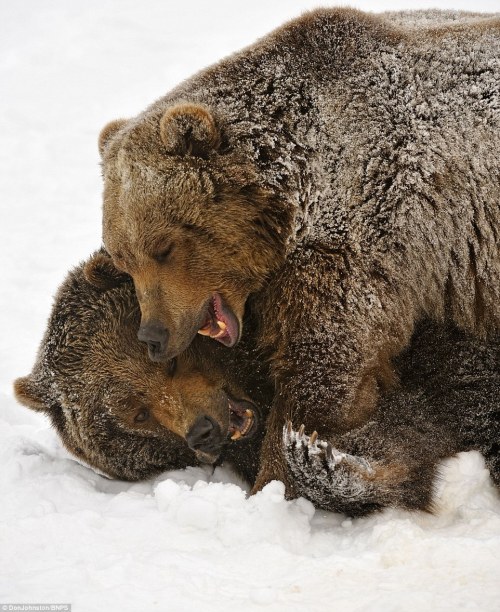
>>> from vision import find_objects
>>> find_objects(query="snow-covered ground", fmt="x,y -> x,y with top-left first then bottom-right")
1,1 -> 499,610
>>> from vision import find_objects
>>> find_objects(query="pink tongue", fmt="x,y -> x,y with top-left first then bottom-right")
212,294 -> 238,346
197,294 -> 238,346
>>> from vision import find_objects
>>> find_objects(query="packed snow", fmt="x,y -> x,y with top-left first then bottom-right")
1,1 -> 499,610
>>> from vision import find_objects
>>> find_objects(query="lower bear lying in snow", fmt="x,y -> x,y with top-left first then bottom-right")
14,253 -> 500,516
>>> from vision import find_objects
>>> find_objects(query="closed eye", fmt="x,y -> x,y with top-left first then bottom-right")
154,243 -> 174,264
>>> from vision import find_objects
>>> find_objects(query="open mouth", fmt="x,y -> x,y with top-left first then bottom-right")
227,396 -> 257,441
188,396 -> 258,466
197,293 -> 240,347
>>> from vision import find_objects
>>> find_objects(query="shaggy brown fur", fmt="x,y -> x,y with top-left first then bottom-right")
98,9 -> 500,490
14,255 -> 500,516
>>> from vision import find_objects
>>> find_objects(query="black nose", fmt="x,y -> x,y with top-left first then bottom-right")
138,321 -> 169,361
186,415 -> 223,454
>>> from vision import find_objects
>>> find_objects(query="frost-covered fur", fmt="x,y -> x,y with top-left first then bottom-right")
383,9 -> 497,29
99,9 -> 500,492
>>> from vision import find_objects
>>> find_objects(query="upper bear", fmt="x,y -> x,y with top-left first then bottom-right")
99,9 -> 500,489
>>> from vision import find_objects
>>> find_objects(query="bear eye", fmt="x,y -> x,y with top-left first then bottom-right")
167,357 -> 177,377
154,243 -> 174,264
134,409 -> 150,423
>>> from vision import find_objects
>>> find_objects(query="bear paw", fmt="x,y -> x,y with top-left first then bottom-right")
282,422 -> 382,516
283,421 -> 373,473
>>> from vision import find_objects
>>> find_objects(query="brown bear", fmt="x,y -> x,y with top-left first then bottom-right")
14,254 -> 500,516
13,252 -> 271,483
98,9 -> 500,490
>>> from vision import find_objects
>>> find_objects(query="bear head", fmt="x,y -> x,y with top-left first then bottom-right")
99,103 -> 291,361
14,251 -> 267,481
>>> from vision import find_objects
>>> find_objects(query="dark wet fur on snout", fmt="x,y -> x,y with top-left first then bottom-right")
138,319 -> 169,361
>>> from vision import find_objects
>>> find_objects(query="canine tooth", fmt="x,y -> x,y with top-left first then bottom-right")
231,430 -> 242,441
217,320 -> 227,331
298,424 -> 305,438
309,431 -> 318,446
286,420 -> 292,435
244,409 -> 253,417
197,328 -> 211,336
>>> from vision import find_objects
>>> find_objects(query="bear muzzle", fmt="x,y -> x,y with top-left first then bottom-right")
186,415 -> 224,462
185,396 -> 259,463
137,320 -> 170,361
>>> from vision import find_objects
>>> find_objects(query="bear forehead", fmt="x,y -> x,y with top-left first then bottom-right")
108,116 -> 217,182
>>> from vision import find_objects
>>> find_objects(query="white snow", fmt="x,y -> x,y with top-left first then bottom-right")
1,1 -> 499,610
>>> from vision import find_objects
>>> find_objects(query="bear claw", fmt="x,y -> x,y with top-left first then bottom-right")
281,423 -> 379,512
283,422 -> 373,473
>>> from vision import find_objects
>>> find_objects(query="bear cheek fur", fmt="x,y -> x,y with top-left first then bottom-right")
14,375 -> 117,480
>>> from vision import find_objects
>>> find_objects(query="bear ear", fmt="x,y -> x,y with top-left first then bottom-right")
14,376 -> 47,412
98,118 -> 128,157
84,251 -> 130,290
159,103 -> 220,158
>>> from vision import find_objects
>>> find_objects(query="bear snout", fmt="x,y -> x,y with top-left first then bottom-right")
137,320 -> 169,361
186,414 -> 224,460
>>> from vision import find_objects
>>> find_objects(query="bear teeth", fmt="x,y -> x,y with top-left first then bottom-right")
197,304 -> 228,338
213,320 -> 227,339
228,402 -> 254,440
